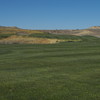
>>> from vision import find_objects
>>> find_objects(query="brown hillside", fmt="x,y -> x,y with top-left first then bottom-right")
0,26 -> 100,37
0,26 -> 44,34
88,26 -> 100,29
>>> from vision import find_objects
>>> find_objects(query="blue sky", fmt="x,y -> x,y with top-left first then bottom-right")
0,0 -> 100,29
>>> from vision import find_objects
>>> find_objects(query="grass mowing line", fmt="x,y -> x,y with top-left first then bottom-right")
0,36 -> 100,100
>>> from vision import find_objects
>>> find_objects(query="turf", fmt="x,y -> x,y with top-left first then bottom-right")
0,36 -> 100,100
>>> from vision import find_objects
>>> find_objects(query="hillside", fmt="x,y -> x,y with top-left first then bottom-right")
0,26 -> 100,37
40,28 -> 100,37
0,26 -> 43,34
88,26 -> 100,29
0,26 -> 100,44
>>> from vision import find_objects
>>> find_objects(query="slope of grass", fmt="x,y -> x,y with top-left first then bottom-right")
0,34 -> 14,39
29,33 -> 81,39
0,37 -> 100,100
29,33 -> 99,41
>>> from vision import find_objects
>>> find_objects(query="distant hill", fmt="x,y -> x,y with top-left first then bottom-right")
0,26 -> 100,44
88,26 -> 100,29
0,26 -> 100,37
0,26 -> 20,29
0,26 -> 43,34
40,26 -> 100,37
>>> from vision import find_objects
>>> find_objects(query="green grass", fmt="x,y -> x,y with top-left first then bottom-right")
0,34 -> 14,39
29,33 -> 100,41
0,36 -> 100,100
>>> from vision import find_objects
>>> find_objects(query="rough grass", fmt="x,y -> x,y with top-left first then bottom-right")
0,37 -> 100,100
0,34 -> 14,39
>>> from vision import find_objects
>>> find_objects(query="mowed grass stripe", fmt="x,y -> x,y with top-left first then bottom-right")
0,40 -> 100,100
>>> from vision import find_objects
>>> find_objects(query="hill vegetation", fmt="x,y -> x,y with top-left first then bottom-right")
0,26 -> 100,36
0,26 -> 100,44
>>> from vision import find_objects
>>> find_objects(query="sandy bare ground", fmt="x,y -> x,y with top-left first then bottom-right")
0,35 -> 65,44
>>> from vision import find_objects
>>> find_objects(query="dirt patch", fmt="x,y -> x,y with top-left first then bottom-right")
0,35 -> 65,44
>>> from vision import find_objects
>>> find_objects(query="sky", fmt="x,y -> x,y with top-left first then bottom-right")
0,0 -> 100,29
